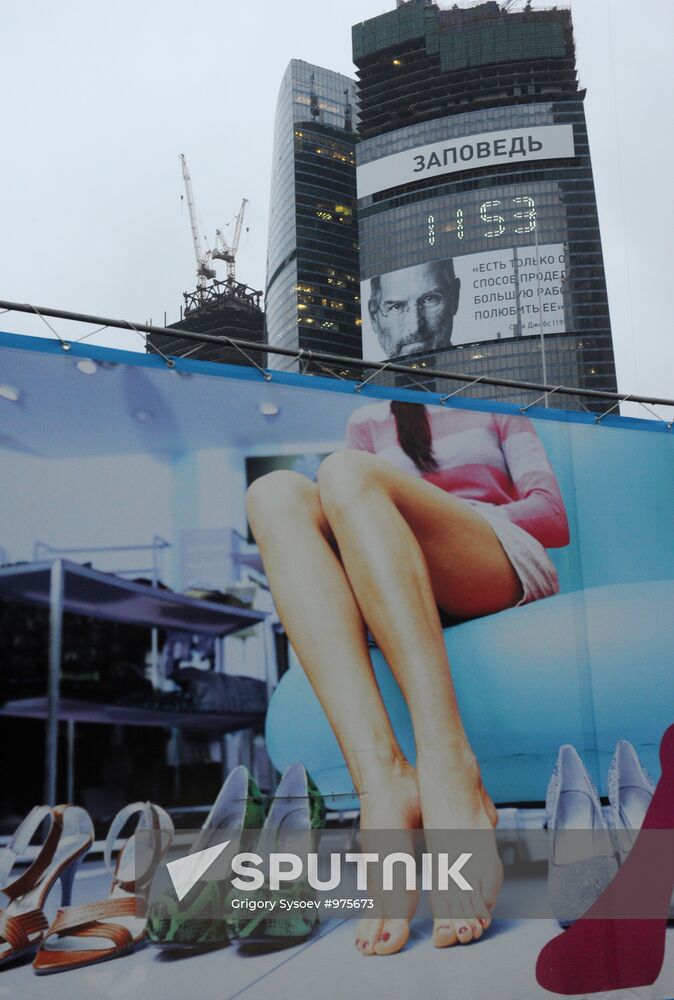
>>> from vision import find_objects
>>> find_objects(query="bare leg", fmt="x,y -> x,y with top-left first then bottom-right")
316,450 -> 522,948
247,471 -> 419,955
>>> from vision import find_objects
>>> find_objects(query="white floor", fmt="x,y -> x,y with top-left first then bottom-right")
2,866 -> 674,1000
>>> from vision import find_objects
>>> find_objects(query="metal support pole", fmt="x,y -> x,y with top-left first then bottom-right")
215,636 -> 225,674
261,621 -> 279,705
260,621 -> 280,796
1,298 -> 673,409
66,720 -> 75,803
534,224 -> 549,405
45,560 -> 64,805
221,735 -> 230,783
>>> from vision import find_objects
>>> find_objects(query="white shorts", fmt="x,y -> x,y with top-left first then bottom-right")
469,503 -> 560,606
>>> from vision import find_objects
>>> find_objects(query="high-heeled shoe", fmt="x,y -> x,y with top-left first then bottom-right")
146,766 -> 265,951
0,806 -> 54,904
545,745 -> 618,927
608,740 -> 655,863
33,801 -> 173,974
0,805 -> 94,968
536,722 -> 674,995
225,762 -> 326,949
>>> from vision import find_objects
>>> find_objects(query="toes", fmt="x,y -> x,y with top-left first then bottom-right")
455,921 -> 473,944
454,916 -> 485,944
433,920 -> 458,948
355,919 -> 382,956
468,918 -> 483,940
374,919 -> 409,956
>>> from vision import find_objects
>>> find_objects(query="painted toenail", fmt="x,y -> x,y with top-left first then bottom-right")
381,932 -> 390,942
459,926 -> 468,934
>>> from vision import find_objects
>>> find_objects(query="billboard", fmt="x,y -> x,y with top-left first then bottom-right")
356,124 -> 576,199
1,333 -> 673,992
361,242 -> 567,360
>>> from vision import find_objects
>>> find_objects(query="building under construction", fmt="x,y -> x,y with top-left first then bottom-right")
353,0 -> 617,408
147,156 -> 266,368
146,278 -> 266,368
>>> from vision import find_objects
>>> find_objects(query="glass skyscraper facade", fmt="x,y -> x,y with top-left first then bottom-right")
353,0 -> 617,405
265,61 -> 360,370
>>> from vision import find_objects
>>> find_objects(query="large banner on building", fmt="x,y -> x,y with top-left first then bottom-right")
361,242 -> 567,360
1,332 -> 673,995
357,124 -> 575,198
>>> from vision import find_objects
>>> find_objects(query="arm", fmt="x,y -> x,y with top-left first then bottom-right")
495,415 -> 570,548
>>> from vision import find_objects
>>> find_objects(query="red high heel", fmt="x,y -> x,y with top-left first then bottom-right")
536,723 -> 674,995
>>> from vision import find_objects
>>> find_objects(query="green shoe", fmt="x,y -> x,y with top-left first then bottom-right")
146,766 -> 264,950
225,762 -> 325,949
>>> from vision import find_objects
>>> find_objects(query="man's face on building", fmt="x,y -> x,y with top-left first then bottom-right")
368,261 -> 460,359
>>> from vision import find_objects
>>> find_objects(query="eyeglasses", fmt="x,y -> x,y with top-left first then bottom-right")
376,291 -> 446,322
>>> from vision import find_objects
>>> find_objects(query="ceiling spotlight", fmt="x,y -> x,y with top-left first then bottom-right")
76,359 -> 98,375
257,401 -> 281,417
133,408 -> 154,423
0,384 -> 21,402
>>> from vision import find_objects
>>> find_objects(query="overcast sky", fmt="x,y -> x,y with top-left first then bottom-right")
2,0 -> 672,418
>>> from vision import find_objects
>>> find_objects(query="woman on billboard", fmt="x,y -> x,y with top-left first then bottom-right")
247,400 -> 569,956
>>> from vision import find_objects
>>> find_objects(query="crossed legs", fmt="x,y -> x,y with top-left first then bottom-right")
247,450 -> 522,954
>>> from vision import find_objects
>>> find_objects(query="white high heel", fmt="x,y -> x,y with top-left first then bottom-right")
607,740 -> 655,863
545,745 -> 618,927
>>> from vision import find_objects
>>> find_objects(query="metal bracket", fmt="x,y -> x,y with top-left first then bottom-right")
398,372 -> 437,395
520,386 -> 564,413
221,337 -> 271,380
636,401 -> 674,431
126,320 -> 175,368
28,303 -> 70,350
354,360 -> 393,393
298,349 -> 312,375
595,395 -> 631,423
73,324 -> 111,344
439,375 -> 485,404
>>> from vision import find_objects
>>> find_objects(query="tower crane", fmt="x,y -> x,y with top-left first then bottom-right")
213,198 -> 249,282
179,153 -> 216,287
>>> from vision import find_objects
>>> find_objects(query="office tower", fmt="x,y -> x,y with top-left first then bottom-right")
353,0 -> 617,403
265,60 -> 360,370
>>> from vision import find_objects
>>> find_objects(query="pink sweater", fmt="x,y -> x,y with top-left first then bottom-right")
345,403 -> 569,549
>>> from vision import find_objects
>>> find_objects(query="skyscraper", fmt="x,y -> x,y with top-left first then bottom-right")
353,0 -> 617,403
265,61 -> 360,370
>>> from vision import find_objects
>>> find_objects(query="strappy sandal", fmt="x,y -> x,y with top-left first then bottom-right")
33,801 -> 173,975
225,762 -> 326,949
0,805 -> 94,968
146,765 -> 265,951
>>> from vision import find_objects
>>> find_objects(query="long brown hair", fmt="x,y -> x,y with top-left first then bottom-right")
390,401 -> 439,473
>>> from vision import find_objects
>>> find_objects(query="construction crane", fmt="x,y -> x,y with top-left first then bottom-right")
179,153 -> 216,288
213,198 -> 249,282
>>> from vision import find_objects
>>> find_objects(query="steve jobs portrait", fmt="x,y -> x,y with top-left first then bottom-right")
367,259 -> 461,360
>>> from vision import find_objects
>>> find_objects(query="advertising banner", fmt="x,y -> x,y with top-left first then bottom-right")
356,124 -> 576,198
1,333 -> 673,997
360,242 -> 567,360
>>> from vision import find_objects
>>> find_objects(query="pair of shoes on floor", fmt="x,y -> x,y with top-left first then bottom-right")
546,740 -> 654,927
0,801 -> 174,975
146,761 -> 325,953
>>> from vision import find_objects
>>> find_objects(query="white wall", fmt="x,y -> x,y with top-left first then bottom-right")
0,450 -> 174,576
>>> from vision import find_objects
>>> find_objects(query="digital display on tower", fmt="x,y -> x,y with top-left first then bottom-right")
359,182 -> 569,361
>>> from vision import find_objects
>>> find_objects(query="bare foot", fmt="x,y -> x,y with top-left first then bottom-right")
416,748 -> 502,948
354,762 -> 421,956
